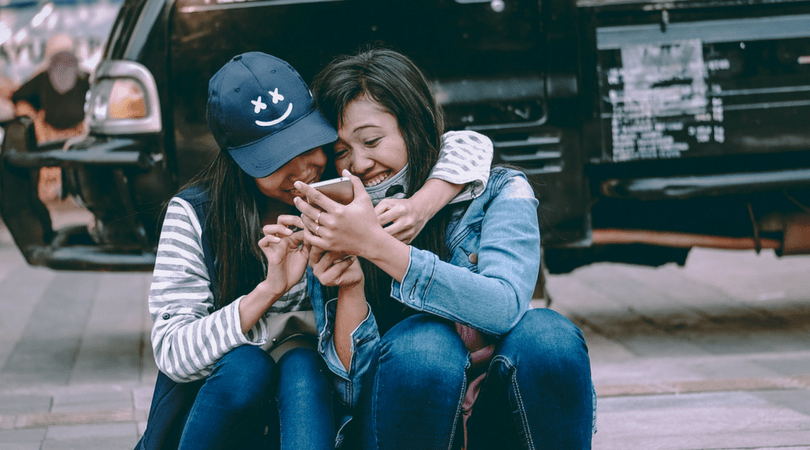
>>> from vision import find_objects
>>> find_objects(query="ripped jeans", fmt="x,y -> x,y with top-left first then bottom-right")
356,309 -> 594,450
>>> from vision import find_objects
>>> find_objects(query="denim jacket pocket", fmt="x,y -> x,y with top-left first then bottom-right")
448,224 -> 481,273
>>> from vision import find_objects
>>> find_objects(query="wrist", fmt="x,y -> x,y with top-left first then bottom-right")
340,277 -> 365,298
361,229 -> 410,281
410,188 -> 440,219
361,227 -> 402,261
254,280 -> 285,302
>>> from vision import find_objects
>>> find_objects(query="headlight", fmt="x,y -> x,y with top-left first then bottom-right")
90,78 -> 147,121
86,60 -> 162,135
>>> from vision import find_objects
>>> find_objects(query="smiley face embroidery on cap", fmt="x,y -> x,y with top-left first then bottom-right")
251,87 -> 293,127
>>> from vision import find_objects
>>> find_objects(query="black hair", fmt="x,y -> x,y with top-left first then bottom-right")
182,151 -> 266,310
311,46 -> 450,330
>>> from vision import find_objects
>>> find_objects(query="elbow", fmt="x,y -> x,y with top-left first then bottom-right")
482,307 -> 524,338
486,283 -> 528,336
489,311 -> 524,336
162,370 -> 189,384
154,356 -> 189,383
153,341 -> 194,383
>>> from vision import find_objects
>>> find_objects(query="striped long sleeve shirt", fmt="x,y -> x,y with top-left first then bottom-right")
148,130 -> 493,383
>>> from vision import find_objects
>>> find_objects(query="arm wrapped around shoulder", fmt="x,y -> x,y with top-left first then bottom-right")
393,170 -> 540,336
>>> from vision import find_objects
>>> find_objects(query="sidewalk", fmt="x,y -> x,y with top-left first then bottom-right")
0,200 -> 155,449
0,200 -> 809,449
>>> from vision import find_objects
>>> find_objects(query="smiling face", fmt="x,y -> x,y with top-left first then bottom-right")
333,94 -> 409,187
254,147 -> 327,205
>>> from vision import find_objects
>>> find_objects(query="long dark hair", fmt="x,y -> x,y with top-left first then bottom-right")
183,150 -> 267,310
311,47 -> 450,330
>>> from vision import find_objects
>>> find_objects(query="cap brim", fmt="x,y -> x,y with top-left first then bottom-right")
229,108 -> 338,179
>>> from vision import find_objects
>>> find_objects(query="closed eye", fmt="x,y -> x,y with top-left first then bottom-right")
333,148 -> 349,160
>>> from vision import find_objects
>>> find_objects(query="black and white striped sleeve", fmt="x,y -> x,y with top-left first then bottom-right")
148,197 -> 269,382
430,130 -> 494,203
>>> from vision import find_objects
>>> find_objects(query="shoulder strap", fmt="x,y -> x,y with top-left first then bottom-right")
175,187 -> 218,297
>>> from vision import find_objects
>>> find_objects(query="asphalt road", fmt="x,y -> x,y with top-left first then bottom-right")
0,202 -> 809,449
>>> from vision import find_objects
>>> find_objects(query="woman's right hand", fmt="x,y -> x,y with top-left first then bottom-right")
257,215 -> 309,298
293,171 -> 386,259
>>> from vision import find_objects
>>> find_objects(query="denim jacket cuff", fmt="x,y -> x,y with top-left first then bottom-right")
391,246 -> 435,310
318,297 -> 379,408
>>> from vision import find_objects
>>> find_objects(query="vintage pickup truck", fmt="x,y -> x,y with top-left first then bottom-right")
2,0 -> 809,283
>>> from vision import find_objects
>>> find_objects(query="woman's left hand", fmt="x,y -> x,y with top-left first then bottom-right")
257,215 -> 310,298
374,197 -> 432,244
293,170 -> 387,259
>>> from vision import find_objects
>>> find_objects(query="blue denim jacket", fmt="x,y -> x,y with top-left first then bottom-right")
308,167 -> 541,445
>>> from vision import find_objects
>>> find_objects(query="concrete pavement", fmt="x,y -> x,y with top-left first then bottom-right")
550,247 -> 810,449
1,199 -> 809,449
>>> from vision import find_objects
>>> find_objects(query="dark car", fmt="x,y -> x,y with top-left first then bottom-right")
2,0 -> 810,285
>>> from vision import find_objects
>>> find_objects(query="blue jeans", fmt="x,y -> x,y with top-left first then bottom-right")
359,314 -> 469,450
357,310 -> 594,450
276,347 -> 337,450
466,308 -> 594,450
178,345 -> 279,450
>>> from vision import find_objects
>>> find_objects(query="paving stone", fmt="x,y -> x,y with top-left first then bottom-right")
0,264 -> 56,367
578,325 -> 636,364
71,273 -> 153,385
594,431 -> 810,450
70,335 -> 145,385
0,427 -> 47,443
548,268 -> 712,358
42,435 -> 138,450
0,341 -> 16,374
599,391 -> 768,412
753,390 -> 810,417
43,423 -> 139,449
592,354 -> 789,387
51,389 -> 132,413
0,394 -> 52,415
45,422 -> 137,440
755,354 -> 810,377
140,349 -> 158,386
131,385 -> 153,413
0,444 -> 42,450
597,394 -> 809,439
681,248 -> 810,303
2,273 -> 99,385
0,370 -> 74,387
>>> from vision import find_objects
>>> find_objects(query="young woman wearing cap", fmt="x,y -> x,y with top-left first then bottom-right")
137,52 -> 494,450
292,48 -> 595,449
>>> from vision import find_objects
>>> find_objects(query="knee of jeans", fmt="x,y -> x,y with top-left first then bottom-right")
502,309 -> 590,377
277,347 -> 326,391
212,346 -> 276,408
278,347 -> 320,372
379,315 -> 468,384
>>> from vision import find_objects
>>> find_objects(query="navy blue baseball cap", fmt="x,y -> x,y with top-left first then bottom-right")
206,52 -> 338,178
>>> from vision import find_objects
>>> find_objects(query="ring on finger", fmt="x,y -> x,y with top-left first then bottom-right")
315,225 -> 321,236
316,211 -> 321,226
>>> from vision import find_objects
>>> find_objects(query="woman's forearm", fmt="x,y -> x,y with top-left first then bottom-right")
410,178 -> 463,220
238,283 -> 282,334
359,228 -> 412,282
334,282 -> 369,370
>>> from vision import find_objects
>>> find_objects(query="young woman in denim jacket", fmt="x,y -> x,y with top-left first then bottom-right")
293,48 -> 595,449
